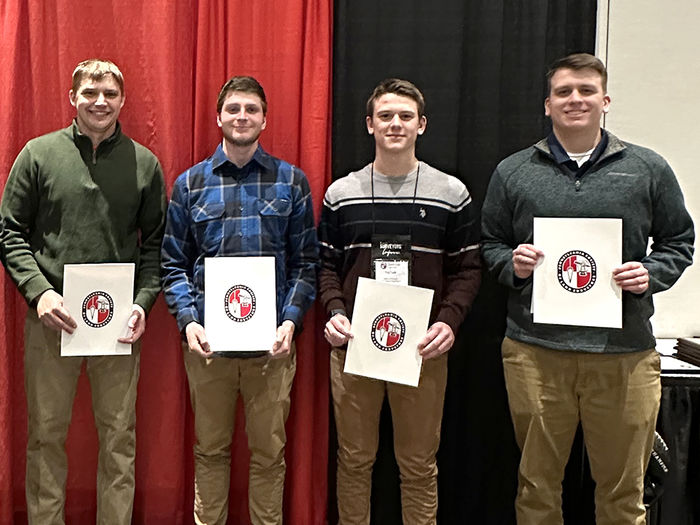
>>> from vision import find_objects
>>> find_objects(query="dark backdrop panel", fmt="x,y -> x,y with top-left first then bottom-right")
331,1 -> 596,523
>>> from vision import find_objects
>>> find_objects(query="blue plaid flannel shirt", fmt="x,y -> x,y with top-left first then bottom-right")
161,144 -> 318,333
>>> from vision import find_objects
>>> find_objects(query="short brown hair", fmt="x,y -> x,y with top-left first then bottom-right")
71,59 -> 124,94
216,76 -> 267,114
366,78 -> 426,118
546,53 -> 608,93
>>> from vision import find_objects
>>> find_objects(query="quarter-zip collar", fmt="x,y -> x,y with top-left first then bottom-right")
71,119 -> 123,164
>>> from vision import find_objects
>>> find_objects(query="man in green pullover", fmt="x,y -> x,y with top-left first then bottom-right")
0,59 -> 166,525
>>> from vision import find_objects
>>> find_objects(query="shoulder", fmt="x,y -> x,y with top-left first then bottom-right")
23,126 -> 73,156
257,147 -> 308,184
125,135 -> 160,165
417,162 -> 472,208
323,165 -> 370,205
613,138 -> 671,173
494,144 -> 542,178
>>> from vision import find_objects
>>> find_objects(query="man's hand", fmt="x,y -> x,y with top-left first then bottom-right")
118,304 -> 146,344
418,321 -> 454,360
36,289 -> 77,333
185,322 -> 213,357
512,243 -> 544,279
271,320 -> 295,357
324,313 -> 353,347
613,261 -> 649,294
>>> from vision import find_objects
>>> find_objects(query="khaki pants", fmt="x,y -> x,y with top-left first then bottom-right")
330,348 -> 448,525
24,309 -> 140,525
501,337 -> 661,525
183,344 -> 296,525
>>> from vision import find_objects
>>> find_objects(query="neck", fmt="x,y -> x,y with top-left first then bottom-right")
77,121 -> 116,150
373,150 -> 419,177
222,139 -> 258,168
553,127 -> 602,154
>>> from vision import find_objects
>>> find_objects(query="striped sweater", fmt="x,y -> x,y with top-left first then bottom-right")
318,162 -> 481,333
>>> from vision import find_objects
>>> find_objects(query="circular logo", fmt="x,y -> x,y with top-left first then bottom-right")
224,285 -> 256,322
557,250 -> 597,293
370,312 -> 406,352
82,291 -> 114,328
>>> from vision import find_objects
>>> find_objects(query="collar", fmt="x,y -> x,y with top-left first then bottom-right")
211,143 -> 275,172
71,119 -> 122,147
546,130 -> 609,167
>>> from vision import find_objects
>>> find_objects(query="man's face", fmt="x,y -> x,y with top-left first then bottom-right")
545,68 -> 610,136
366,93 -> 426,154
69,76 -> 124,139
217,91 -> 267,147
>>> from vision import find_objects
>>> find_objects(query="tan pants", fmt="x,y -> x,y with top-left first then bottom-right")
330,348 -> 448,525
501,337 -> 661,525
24,309 -> 140,525
183,344 -> 296,525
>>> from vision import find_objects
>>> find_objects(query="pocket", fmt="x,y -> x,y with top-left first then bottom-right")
257,197 -> 292,242
191,202 -> 225,252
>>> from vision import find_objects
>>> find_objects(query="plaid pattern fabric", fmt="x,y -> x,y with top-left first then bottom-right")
162,144 -> 318,331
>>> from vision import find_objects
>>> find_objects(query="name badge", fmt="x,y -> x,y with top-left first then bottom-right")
371,234 -> 411,286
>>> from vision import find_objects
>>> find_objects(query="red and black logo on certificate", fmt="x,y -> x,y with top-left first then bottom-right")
371,312 -> 406,352
82,291 -> 114,328
224,285 -> 256,322
557,250 -> 597,293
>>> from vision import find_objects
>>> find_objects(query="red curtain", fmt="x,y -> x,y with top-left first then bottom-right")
0,1 -> 332,523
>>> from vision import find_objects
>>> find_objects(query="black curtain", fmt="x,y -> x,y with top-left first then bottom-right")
331,2 -> 597,524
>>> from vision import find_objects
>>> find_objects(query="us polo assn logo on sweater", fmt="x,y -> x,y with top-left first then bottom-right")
557,250 -> 597,293
224,285 -> 256,322
82,291 -> 114,328
371,312 -> 406,352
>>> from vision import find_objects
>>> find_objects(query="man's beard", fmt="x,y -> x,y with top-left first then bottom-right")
227,130 -> 262,147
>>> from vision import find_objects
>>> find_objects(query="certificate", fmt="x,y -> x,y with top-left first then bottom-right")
61,263 -> 135,356
204,256 -> 277,351
345,277 -> 434,387
532,217 -> 622,328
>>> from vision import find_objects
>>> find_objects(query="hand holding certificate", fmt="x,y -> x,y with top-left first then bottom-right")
204,256 -> 277,352
61,263 -> 135,356
532,217 -> 622,328
344,277 -> 434,387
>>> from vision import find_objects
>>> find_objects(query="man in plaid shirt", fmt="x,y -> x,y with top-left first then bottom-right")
161,76 -> 317,525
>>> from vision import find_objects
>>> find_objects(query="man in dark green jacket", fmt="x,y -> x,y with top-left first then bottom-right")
482,53 -> 694,525
0,59 -> 166,525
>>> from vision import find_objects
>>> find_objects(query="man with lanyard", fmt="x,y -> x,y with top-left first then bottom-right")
0,59 -> 166,524
161,76 -> 317,525
319,78 -> 481,524
481,53 -> 694,524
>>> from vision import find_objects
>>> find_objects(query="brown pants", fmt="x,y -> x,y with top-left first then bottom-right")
501,337 -> 661,525
183,344 -> 296,525
331,348 -> 448,525
24,309 -> 140,525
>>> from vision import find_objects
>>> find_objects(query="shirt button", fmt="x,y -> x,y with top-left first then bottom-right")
239,206 -> 244,211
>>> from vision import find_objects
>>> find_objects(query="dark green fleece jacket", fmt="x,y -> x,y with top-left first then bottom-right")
481,131 -> 694,353
0,121 -> 166,312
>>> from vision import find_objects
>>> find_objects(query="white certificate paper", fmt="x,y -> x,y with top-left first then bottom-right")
533,217 -> 622,328
204,257 -> 277,352
61,263 -> 135,356
345,277 -> 434,387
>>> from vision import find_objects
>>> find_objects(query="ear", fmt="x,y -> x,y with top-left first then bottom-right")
366,115 -> 374,135
217,113 -> 223,128
544,97 -> 551,117
602,93 -> 611,113
261,114 -> 267,130
417,115 -> 427,135
69,90 -> 77,108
